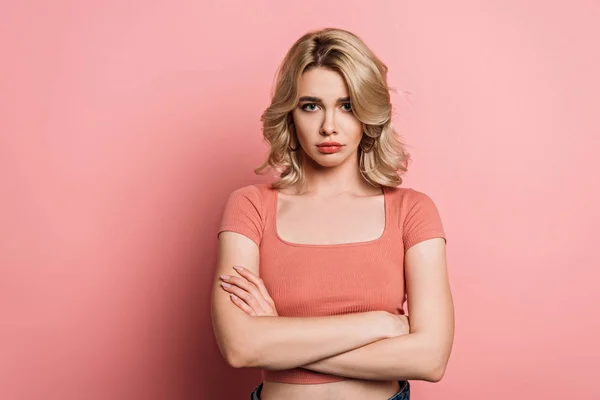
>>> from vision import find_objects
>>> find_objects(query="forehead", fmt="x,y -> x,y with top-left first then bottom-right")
297,67 -> 349,99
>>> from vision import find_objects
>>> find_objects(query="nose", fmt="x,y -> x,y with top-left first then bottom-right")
320,109 -> 338,136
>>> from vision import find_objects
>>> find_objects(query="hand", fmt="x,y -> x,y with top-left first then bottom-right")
385,312 -> 411,337
219,265 -> 279,317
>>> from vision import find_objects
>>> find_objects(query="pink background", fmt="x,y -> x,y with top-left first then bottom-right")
1,1 -> 599,399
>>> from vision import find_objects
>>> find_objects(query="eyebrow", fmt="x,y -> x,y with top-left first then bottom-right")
298,96 -> 351,103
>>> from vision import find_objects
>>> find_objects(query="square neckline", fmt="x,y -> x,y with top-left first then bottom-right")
271,185 -> 390,248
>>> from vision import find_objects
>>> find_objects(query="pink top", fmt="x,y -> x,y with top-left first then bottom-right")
217,182 -> 446,384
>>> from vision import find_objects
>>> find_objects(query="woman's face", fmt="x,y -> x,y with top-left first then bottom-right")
291,67 -> 363,168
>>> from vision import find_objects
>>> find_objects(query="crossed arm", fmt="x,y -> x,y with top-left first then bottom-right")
299,237 -> 454,382
211,232 -> 454,383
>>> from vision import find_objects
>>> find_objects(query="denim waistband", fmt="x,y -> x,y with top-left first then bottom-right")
250,380 -> 410,400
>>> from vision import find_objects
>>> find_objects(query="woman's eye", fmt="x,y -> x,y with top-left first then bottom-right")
301,104 -> 318,111
300,103 -> 352,112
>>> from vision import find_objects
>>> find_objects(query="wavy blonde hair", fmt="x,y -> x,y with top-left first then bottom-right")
254,27 -> 411,191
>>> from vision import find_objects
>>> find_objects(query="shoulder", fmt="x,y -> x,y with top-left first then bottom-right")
226,183 -> 267,204
222,182 -> 275,217
218,183 -> 273,247
228,183 -> 262,197
387,186 -> 446,248
386,186 -> 439,208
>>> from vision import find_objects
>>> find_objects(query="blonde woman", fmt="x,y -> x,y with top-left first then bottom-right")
212,28 -> 454,400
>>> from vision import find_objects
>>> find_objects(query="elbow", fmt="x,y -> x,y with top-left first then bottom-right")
425,362 -> 446,383
216,320 -> 262,369
224,348 -> 247,369
221,341 -> 255,369
226,346 -> 281,371
423,352 -> 449,383
415,333 -> 451,383
223,341 -> 265,369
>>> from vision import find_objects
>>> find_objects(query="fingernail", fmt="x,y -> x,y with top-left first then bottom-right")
220,274 -> 230,280
221,282 -> 231,288
233,265 -> 243,271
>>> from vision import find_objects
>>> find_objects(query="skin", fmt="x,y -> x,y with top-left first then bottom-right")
213,67 -> 455,399
286,66 -> 378,197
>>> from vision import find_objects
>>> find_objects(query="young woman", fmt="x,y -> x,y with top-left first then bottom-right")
211,27 -> 454,400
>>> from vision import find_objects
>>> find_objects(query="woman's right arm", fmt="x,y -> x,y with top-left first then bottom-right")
211,231 -> 397,370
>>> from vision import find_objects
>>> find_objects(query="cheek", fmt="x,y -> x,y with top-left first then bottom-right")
291,112 -> 315,136
340,115 -> 363,135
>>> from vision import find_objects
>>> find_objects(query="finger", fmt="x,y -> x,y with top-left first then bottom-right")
220,283 -> 254,306
223,276 -> 270,310
233,266 -> 276,305
220,283 -> 265,314
230,294 -> 255,316
222,275 -> 260,297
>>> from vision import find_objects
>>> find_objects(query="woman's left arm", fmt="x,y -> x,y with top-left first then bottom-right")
301,238 -> 454,382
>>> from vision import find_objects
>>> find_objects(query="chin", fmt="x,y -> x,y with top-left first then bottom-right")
306,152 -> 347,167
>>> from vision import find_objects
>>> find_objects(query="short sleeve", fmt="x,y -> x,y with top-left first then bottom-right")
402,189 -> 447,250
217,185 -> 265,247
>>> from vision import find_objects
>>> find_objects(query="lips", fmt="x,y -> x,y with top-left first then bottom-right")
316,143 -> 344,154
316,142 -> 343,147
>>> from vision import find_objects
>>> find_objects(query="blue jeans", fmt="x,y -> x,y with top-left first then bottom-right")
250,380 -> 410,400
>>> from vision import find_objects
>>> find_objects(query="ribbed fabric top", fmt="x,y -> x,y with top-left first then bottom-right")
217,182 -> 446,384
